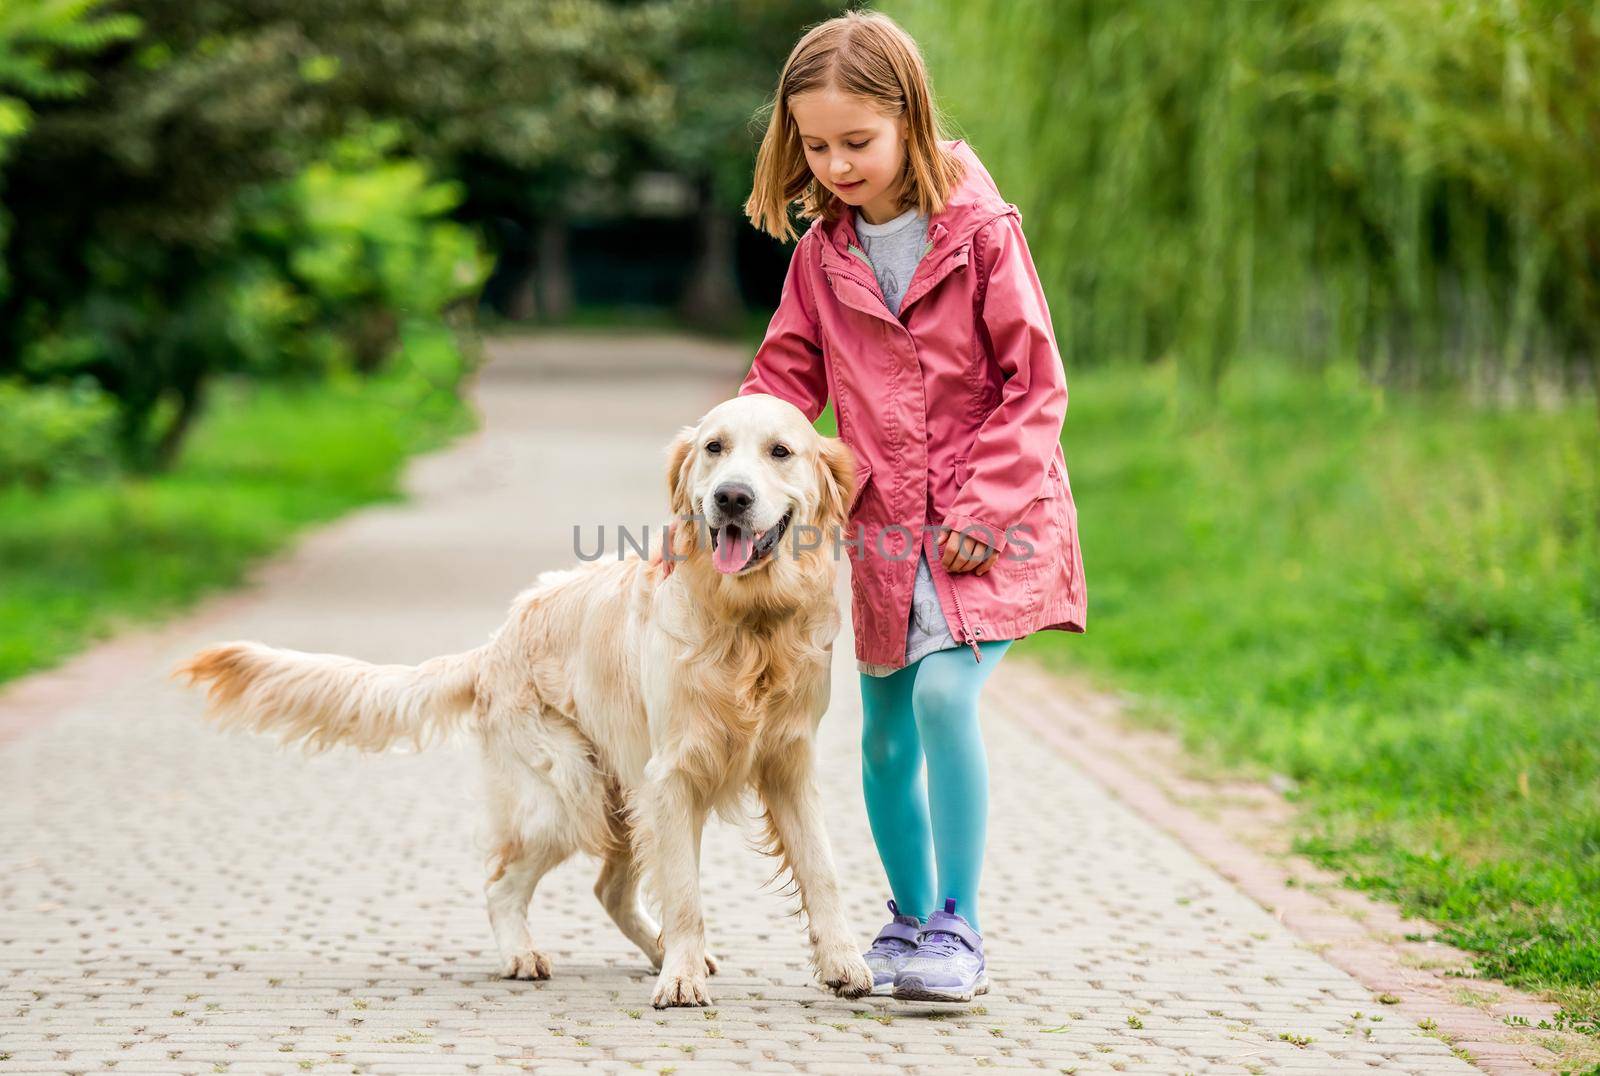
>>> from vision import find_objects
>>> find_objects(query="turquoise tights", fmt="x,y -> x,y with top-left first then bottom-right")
858,639 -> 1013,932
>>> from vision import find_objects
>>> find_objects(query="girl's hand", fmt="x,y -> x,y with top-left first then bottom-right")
940,528 -> 1000,576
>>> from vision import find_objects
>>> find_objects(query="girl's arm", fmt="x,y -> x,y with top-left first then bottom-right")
940,211 -> 1069,558
736,235 -> 829,422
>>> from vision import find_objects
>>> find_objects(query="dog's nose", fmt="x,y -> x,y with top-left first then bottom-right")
712,482 -> 755,515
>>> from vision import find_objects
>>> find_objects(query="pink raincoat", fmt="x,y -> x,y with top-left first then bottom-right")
737,139 -> 1086,670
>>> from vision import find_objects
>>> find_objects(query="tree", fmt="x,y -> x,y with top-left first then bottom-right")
655,0 -> 844,331
0,0 -> 665,462
284,0 -> 678,321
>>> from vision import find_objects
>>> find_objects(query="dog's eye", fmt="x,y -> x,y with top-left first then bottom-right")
771,445 -> 791,459
705,440 -> 722,454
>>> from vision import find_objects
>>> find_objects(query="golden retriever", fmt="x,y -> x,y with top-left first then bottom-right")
175,393 -> 874,1008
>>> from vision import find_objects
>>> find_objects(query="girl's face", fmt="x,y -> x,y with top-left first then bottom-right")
788,85 -> 908,226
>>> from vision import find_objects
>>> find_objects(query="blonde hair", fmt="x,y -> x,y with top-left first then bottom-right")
745,9 -> 965,243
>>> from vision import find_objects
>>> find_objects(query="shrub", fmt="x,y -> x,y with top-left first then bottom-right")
0,378 -> 119,487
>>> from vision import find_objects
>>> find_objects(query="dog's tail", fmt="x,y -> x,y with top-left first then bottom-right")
173,641 -> 484,753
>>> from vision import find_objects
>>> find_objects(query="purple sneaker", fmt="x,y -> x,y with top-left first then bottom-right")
863,899 -> 923,995
892,898 -> 988,1003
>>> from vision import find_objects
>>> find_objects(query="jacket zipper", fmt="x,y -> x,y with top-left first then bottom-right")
838,241 -> 962,324
950,582 -> 981,662
845,232 -> 981,663
931,535 -> 983,663
847,239 -> 932,260
947,582 -> 972,659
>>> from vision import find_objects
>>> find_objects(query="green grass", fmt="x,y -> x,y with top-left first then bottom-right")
1014,355 -> 1599,1026
0,373 -> 473,685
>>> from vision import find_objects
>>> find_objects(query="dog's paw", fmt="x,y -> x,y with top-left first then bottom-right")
500,950 -> 554,981
651,965 -> 712,1009
815,945 -> 873,999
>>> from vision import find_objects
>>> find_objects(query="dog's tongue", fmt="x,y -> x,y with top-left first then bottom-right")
713,524 -> 755,574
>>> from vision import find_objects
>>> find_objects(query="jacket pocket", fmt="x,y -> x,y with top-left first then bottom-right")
1038,459 -> 1063,499
848,459 -> 874,517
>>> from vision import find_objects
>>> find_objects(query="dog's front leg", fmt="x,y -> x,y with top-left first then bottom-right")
637,763 -> 714,1008
757,746 -> 874,999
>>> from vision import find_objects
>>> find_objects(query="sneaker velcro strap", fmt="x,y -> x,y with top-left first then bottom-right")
875,920 -> 921,945
921,916 -> 981,952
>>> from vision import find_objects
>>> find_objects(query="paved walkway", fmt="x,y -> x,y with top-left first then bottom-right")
0,333 -> 1480,1074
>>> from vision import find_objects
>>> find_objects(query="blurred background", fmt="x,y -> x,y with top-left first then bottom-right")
0,0 -> 1595,1058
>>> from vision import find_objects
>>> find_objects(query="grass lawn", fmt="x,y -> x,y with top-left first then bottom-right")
0,372 -> 474,685
1007,355 -> 1598,1031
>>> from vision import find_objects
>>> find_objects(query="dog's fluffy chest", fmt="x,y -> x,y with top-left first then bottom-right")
656,615 -> 832,788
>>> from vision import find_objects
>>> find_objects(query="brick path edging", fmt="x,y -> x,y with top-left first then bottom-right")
1001,657 -> 1566,1075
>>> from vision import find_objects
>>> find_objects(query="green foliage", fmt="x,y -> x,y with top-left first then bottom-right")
0,0 -> 669,467
1021,356 -> 1600,1017
653,0 -> 842,210
5,109 -> 485,470
0,0 -> 820,469
0,0 -> 363,465
0,0 -> 139,104
0,368 -> 473,684
893,0 -> 1600,391
0,0 -> 138,298
236,124 -> 489,377
206,0 -> 681,221
0,377 -> 118,486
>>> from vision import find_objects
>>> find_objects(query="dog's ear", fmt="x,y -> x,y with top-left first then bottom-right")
665,423 -> 698,520
815,436 -> 860,529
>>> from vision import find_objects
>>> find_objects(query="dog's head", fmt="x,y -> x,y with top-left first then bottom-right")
663,394 -> 858,584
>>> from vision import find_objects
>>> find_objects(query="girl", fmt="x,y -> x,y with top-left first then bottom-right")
736,10 -> 1086,1003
